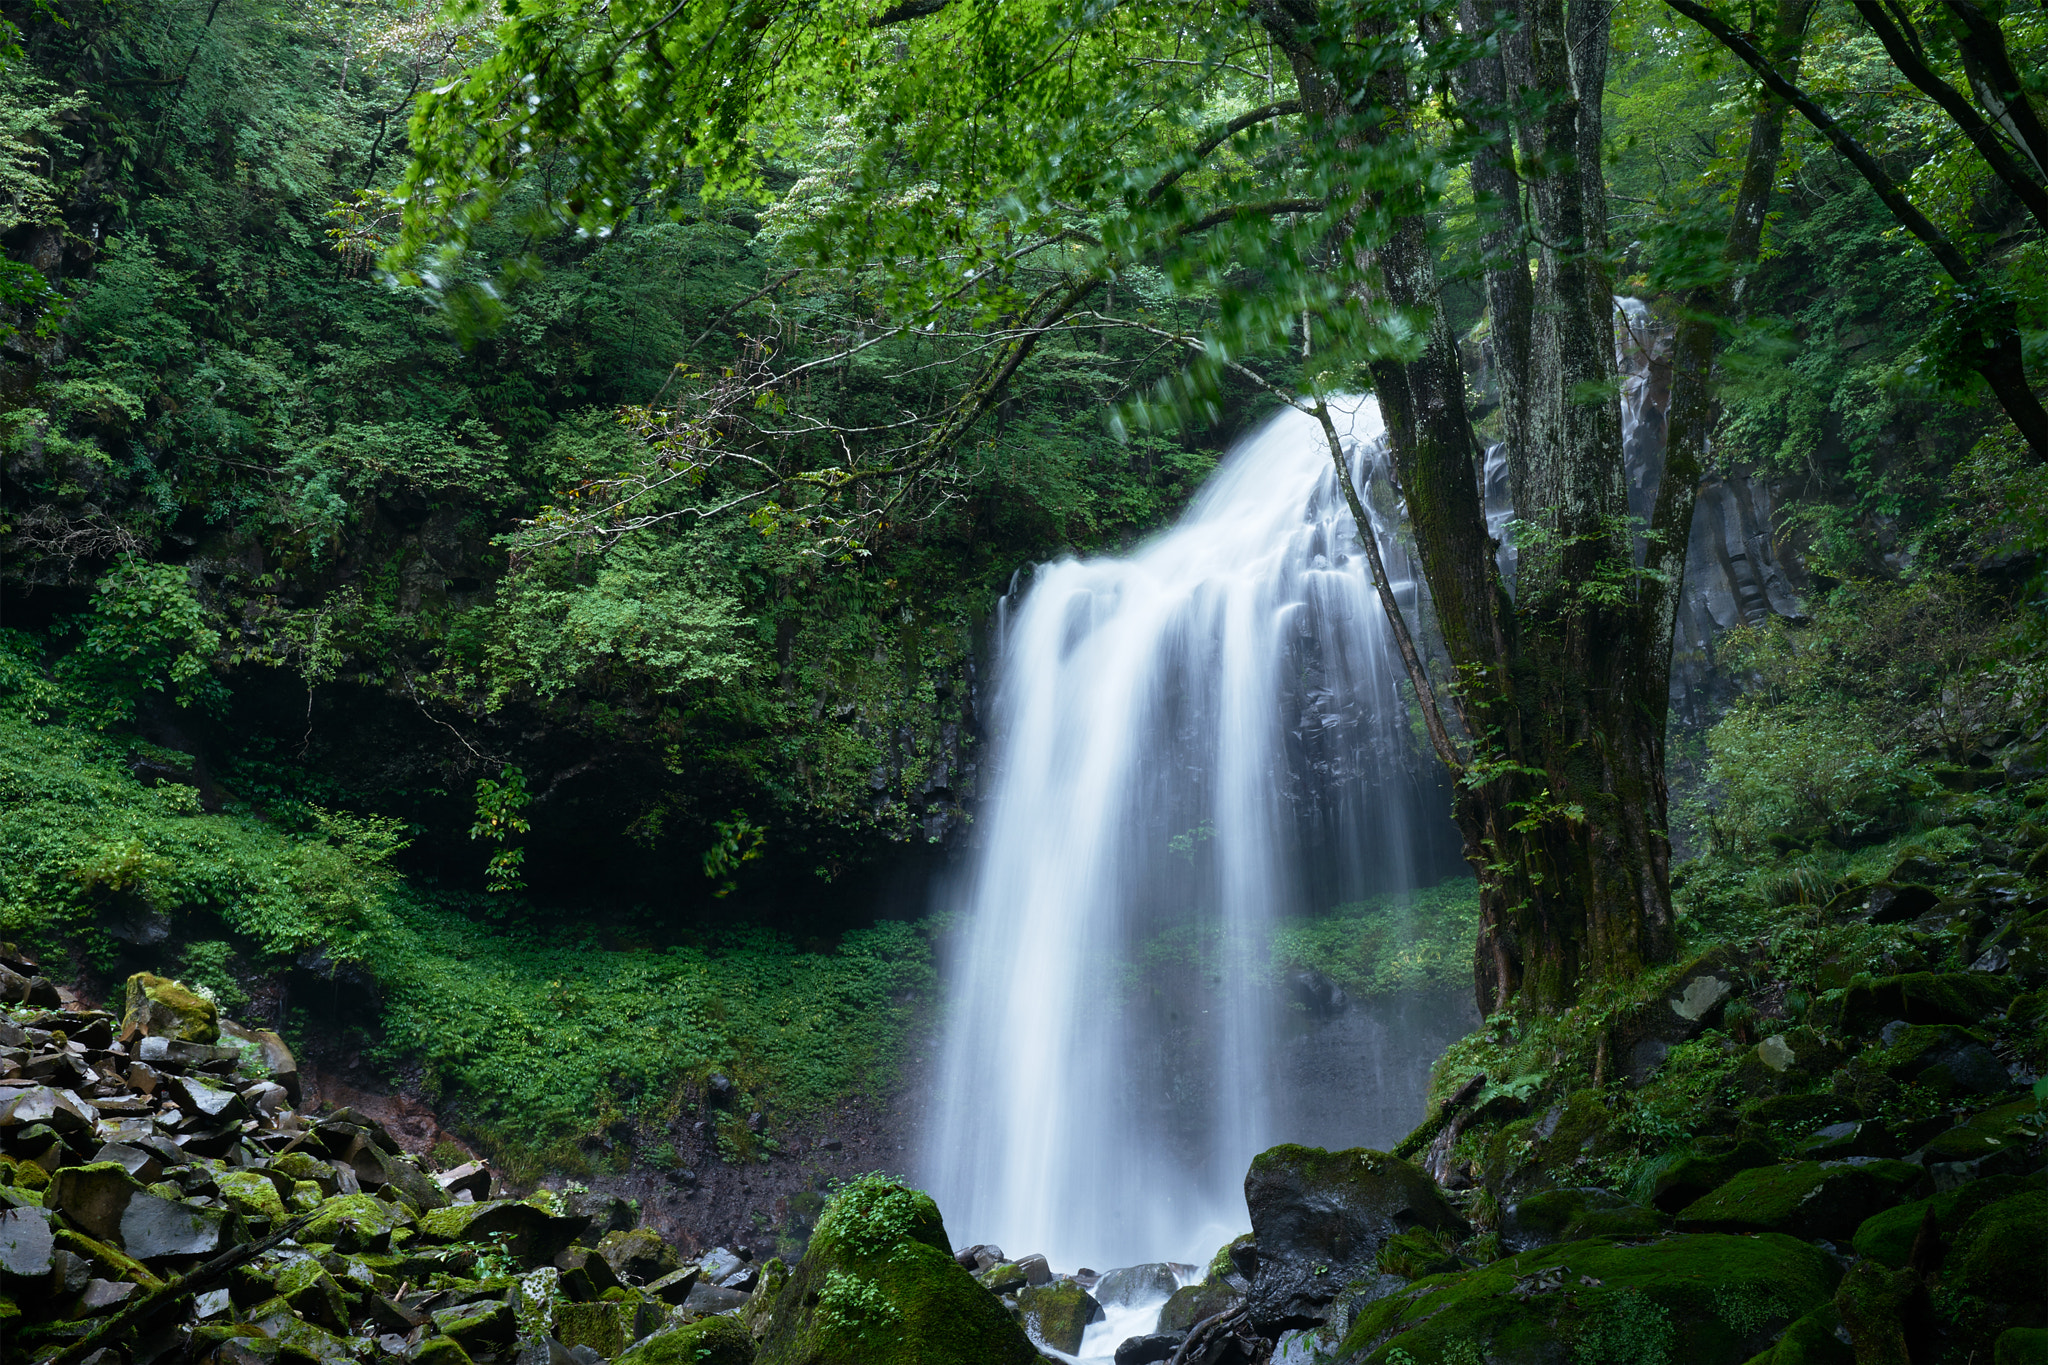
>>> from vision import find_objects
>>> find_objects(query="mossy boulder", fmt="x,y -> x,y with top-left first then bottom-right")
1836,971 -> 2015,1033
417,1199 -> 588,1267
1868,1024 -> 2012,1098
121,972 -> 220,1044
299,1192 -> 411,1254
1997,1328 -> 2048,1364
1676,1160 -> 1926,1241
616,1316 -> 756,1365
217,1169 -> 290,1222
597,1226 -> 682,1283
1243,1145 -> 1467,1332
1832,1260 -> 1916,1365
273,1256 -> 357,1332
1501,1187 -> 1668,1253
1159,1279 -> 1242,1333
1649,1140 -> 1778,1213
1851,1176 -> 2031,1270
53,1228 -> 163,1291
1740,1304 -> 1854,1365
752,1175 -> 1037,1365
1948,1191 -> 2048,1315
434,1296 -> 519,1350
1336,1233 -> 1839,1365
411,1338 -> 476,1365
1017,1281 -> 1102,1353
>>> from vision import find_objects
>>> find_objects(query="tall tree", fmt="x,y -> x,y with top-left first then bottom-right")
392,0 -> 1817,1009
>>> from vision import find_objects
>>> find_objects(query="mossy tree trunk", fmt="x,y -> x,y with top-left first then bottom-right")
1257,0 -> 1805,1012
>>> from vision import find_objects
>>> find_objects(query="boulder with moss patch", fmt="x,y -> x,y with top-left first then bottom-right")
616,1315 -> 756,1365
1501,1187 -> 1668,1252
1334,1233 -> 1839,1365
1245,1145 -> 1468,1333
752,1175 -> 1037,1365
1676,1160 -> 1926,1241
121,972 -> 220,1044
1018,1281 -> 1103,1353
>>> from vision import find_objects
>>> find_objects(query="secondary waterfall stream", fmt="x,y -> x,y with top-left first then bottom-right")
920,397 -> 1470,1273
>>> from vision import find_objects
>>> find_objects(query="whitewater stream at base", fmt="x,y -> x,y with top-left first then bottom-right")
919,397 -> 1473,1290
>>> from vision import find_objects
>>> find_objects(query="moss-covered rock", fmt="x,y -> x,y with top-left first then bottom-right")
417,1199 -> 587,1267
411,1337 -> 476,1365
1159,1279 -> 1242,1333
1948,1191 -> 2048,1314
268,1152 -> 337,1191
1831,1261 -> 1916,1365
1740,1304 -> 1854,1364
1997,1328 -> 2048,1365
1336,1233 -> 1839,1365
1017,1281 -> 1102,1353
273,1255 -> 357,1331
1837,971 -> 2016,1033
616,1316 -> 756,1365
433,1295 -> 518,1350
217,1169 -> 290,1222
244,1296 -> 366,1362
1676,1160 -> 1925,1241
752,1174 -> 1037,1365
1501,1187 -> 1668,1252
556,1294 -> 667,1356
121,972 -> 220,1044
1851,1176 -> 2029,1270
597,1226 -> 682,1283
53,1228 -> 163,1291
1649,1139 -> 1778,1213
299,1192 -> 411,1254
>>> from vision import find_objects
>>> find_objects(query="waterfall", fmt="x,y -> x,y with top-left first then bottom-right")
919,397 -> 1468,1272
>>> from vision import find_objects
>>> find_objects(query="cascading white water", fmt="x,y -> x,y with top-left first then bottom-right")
920,397 -> 1467,1272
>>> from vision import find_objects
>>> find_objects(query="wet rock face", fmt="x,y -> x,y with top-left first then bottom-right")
1242,1145 -> 1469,1332
1017,1280 -> 1104,1353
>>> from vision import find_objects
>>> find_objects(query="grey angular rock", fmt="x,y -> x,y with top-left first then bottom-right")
1243,1145 -> 1467,1332
120,1190 -> 236,1259
0,1206 -> 54,1280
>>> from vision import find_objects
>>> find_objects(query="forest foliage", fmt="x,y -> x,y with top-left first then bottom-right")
0,0 -> 2043,1159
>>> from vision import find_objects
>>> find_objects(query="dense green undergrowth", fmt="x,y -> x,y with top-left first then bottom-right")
0,629 -> 935,1175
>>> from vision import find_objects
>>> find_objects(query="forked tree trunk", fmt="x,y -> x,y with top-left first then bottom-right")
1253,0 -> 1793,1011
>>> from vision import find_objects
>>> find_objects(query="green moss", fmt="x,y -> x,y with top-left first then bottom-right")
1740,1305 -> 1853,1364
1017,1282 -> 1101,1354
1996,1328 -> 2048,1365
217,1169 -> 289,1221
753,1174 -> 1037,1365
299,1193 -> 410,1253
1337,1234 -> 1839,1365
53,1229 -> 163,1291
1851,1177 -> 2030,1269
411,1339 -> 476,1365
1832,1261 -> 1914,1365
1160,1280 -> 1241,1334
1948,1192 -> 2048,1308
618,1317 -> 757,1365
1675,1160 -> 1924,1240
122,970 -> 221,1044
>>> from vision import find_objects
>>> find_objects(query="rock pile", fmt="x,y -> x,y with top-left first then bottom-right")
0,970 -> 766,1365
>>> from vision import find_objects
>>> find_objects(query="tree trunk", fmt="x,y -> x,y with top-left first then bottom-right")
1260,0 -> 1695,1012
